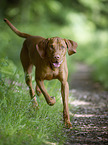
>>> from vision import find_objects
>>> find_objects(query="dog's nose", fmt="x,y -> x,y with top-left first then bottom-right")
54,55 -> 60,59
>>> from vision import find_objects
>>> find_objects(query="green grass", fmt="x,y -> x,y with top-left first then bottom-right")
0,59 -> 67,145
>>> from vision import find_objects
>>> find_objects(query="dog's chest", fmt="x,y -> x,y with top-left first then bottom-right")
37,66 -> 60,80
44,68 -> 59,80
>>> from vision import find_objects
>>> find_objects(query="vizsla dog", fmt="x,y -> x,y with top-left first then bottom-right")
4,18 -> 78,128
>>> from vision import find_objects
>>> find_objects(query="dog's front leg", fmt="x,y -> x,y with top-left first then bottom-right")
61,81 -> 72,128
36,80 -> 56,106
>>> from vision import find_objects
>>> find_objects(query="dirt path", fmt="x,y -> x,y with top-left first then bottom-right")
65,63 -> 108,145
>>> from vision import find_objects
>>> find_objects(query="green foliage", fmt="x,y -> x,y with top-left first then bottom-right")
75,30 -> 108,89
0,58 -> 16,76
0,59 -> 67,145
92,55 -> 108,89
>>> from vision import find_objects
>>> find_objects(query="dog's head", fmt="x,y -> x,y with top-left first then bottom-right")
36,37 -> 78,68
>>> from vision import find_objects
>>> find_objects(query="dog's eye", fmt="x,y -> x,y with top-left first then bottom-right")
61,46 -> 65,49
50,45 -> 53,48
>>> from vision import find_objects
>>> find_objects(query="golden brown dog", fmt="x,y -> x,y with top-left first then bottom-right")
4,18 -> 78,128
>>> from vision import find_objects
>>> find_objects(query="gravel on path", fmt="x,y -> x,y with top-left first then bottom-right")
65,63 -> 108,145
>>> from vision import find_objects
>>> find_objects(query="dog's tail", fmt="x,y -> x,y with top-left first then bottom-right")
4,18 -> 31,38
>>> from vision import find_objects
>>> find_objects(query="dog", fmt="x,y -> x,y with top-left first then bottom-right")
4,18 -> 78,128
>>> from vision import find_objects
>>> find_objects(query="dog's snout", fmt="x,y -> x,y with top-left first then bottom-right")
54,55 -> 60,59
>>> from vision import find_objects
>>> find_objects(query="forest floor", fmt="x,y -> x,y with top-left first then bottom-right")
65,63 -> 108,145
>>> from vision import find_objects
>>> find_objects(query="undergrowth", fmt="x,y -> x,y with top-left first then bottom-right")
0,58 -> 67,145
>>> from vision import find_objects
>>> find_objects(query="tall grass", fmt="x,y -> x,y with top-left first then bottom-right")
0,58 -> 67,145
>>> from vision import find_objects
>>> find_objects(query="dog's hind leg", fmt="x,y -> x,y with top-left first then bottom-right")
24,66 -> 35,98
20,42 -> 38,107
25,67 -> 38,108
36,85 -> 42,96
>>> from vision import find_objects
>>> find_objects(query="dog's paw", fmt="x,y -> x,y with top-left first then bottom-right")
32,97 -> 39,109
48,96 -> 56,106
51,96 -> 55,100
65,121 -> 72,129
33,102 -> 39,110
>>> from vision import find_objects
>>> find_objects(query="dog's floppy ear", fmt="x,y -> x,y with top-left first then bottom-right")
36,39 -> 48,59
64,39 -> 78,55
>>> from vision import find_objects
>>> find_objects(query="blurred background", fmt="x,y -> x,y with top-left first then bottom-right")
0,0 -> 108,89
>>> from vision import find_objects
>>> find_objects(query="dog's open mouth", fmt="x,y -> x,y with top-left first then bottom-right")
52,60 -> 63,68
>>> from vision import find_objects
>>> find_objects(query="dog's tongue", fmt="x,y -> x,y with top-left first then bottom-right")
53,62 -> 60,68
